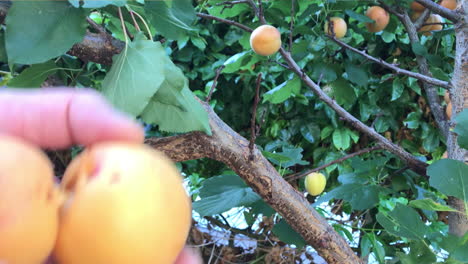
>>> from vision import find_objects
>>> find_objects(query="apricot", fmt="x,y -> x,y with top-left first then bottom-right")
441,0 -> 457,10
444,90 -> 450,104
305,172 -> 327,196
446,101 -> 452,119
419,14 -> 443,35
0,135 -> 61,264
366,6 -> 390,33
53,142 -> 192,264
411,1 -> 426,11
324,17 -> 347,39
249,25 -> 282,56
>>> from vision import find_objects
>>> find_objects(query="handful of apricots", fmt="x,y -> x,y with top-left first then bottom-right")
0,135 -> 192,264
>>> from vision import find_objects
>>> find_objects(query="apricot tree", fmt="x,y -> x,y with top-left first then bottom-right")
0,0 -> 467,263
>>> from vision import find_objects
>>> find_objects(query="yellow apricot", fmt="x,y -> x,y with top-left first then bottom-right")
444,90 -> 450,104
305,172 -> 327,196
53,142 -> 192,264
419,14 -> 443,36
324,17 -> 347,39
249,25 -> 282,56
366,6 -> 390,33
446,101 -> 452,119
0,135 -> 61,264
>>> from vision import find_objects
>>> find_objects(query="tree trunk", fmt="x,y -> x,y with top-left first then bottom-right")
447,0 -> 468,236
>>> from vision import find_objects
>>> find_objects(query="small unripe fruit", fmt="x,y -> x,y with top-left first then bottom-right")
411,1 -> 426,11
446,101 -> 452,119
305,172 -> 327,196
0,135 -> 61,264
441,0 -> 457,10
324,17 -> 347,39
53,142 -> 192,264
249,25 -> 282,56
365,6 -> 390,33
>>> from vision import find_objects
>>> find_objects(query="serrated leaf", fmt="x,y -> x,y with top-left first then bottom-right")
222,51 -> 249,73
145,0 -> 196,41
101,34 -> 166,116
453,109 -> 468,149
409,199 -> 457,212
332,128 -> 350,150
192,174 -> 261,216
376,203 -> 427,240
391,78 -> 404,101
271,219 -> 306,249
331,78 -> 357,106
428,159 -> 468,201
7,60 -> 57,88
314,183 -> 390,210
5,1 -> 88,65
69,0 -> 126,8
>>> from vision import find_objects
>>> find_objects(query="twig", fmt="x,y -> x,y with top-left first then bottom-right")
327,36 -> 451,89
216,0 -> 250,7
377,0 -> 403,18
206,65 -> 225,102
249,73 -> 262,161
286,146 -> 383,181
86,17 -> 106,34
197,13 -> 253,32
257,0 -> 266,24
414,8 -> 432,29
397,10 -> 449,138
289,0 -> 295,53
415,0 -> 462,22
129,10 -> 141,31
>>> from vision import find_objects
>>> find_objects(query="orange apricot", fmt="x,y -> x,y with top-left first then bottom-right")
249,25 -> 282,56
411,1 -> 426,11
324,17 -> 347,39
0,135 -> 61,264
366,6 -> 390,33
53,142 -> 192,264
441,0 -> 457,10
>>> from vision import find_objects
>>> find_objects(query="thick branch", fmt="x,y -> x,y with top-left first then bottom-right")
415,0 -> 462,22
328,36 -> 451,89
146,100 -> 364,264
398,11 -> 449,139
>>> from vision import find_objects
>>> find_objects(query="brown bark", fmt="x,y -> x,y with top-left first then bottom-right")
446,0 -> 468,237
146,100 -> 364,264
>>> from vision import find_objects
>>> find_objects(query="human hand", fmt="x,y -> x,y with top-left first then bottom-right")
0,87 -> 201,264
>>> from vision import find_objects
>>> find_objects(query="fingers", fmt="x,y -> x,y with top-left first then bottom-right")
0,87 -> 144,149
175,247 -> 203,264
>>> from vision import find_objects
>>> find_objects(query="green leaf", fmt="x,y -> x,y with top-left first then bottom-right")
5,1 -> 88,65
263,76 -> 300,104
408,198 -> 457,212
7,60 -> 57,88
428,159 -> 468,201
145,0 -> 196,41
396,240 -> 437,264
381,32 -> 395,43
262,146 -> 309,168
68,0 -> 126,8
345,64 -> 368,87
331,78 -> 357,106
391,78 -> 404,101
315,184 -> 390,210
271,219 -> 306,249
222,51 -> 249,73
300,123 -> 320,143
345,9 -> 374,23
404,112 -> 422,129
332,128 -> 350,150
411,42 -> 428,57
311,62 -> 338,83
453,109 -> 468,149
376,203 -> 427,240
101,34 -> 166,116
193,174 -> 261,217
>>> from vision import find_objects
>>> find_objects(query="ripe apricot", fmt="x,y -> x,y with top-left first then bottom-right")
419,14 -> 443,35
249,25 -> 282,56
305,172 -> 327,196
444,90 -> 450,104
0,135 -> 61,264
446,101 -> 452,119
411,1 -> 426,11
324,17 -> 347,39
441,0 -> 457,10
366,6 -> 390,33
53,142 -> 192,264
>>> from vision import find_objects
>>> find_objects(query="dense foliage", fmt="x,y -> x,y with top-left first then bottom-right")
0,0 -> 467,263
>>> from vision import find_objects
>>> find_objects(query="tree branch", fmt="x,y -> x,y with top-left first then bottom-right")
327,35 -> 451,89
286,146 -> 383,182
145,99 -> 364,264
397,10 -> 449,138
197,13 -> 253,32
415,0 -> 462,22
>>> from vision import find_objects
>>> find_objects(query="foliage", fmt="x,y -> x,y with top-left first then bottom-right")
0,0 -> 466,263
